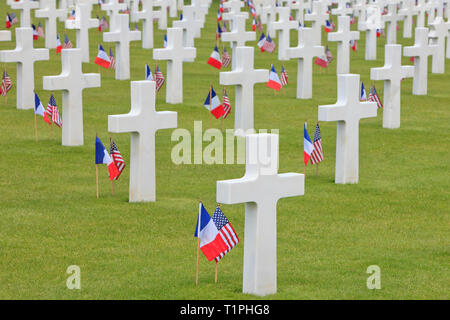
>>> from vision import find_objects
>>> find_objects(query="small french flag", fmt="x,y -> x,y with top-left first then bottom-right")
207,46 -> 222,69
56,34 -> 62,54
34,93 -> 51,124
95,136 -> 120,181
324,20 -> 333,32
204,87 -> 225,119
266,65 -> 282,91
304,122 -> 314,166
145,64 -> 153,81
257,33 -> 266,52
163,34 -> 167,48
94,44 -> 111,69
360,82 -> 367,101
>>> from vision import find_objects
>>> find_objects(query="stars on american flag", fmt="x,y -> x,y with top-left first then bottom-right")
212,206 -> 239,262
110,139 -> 125,180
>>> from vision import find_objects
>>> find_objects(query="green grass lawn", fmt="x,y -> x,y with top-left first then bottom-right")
0,2 -> 449,299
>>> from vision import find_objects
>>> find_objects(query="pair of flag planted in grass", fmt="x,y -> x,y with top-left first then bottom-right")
304,122 -> 324,166
5,13 -> 18,29
314,46 -> 333,68
95,136 -> 125,181
32,23 -> 44,40
94,44 -> 116,69
267,64 -> 288,91
203,87 -> 231,119
34,92 -> 62,127
195,203 -> 239,262
257,32 -> 276,53
56,34 -> 73,54
145,64 -> 165,92
360,82 -> 383,108
207,46 -> 231,69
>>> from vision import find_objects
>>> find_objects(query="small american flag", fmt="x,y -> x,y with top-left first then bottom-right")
368,85 -> 383,108
325,46 -> 333,64
310,123 -> 324,165
48,94 -> 62,127
63,34 -> 73,49
10,13 -> 18,25
1,70 -> 12,96
110,139 -> 125,180
109,47 -> 116,70
221,47 -> 231,68
261,35 -> 276,53
37,22 -> 45,38
99,16 -> 109,31
222,88 -> 231,119
280,65 -> 288,87
155,65 -> 165,92
212,206 -> 239,262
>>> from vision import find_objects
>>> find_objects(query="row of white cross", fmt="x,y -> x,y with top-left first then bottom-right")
1,0 -> 449,297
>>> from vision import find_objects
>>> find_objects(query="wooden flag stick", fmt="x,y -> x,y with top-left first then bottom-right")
96,164 -> 99,199
215,261 -> 218,283
50,123 -> 53,141
196,199 -> 202,285
34,112 -> 38,142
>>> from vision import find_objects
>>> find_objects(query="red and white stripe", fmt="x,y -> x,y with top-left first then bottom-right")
310,139 -> 323,164
215,223 -> 239,262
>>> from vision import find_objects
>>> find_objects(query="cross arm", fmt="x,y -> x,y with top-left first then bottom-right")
0,30 -> 11,41
129,30 -> 142,42
182,48 -> 197,62
318,103 -> 349,122
272,173 -> 305,200
153,48 -> 174,61
216,177 -> 258,204
34,48 -> 50,61
43,74 -> 70,91
81,73 -> 101,89
155,111 -> 178,130
108,113 -> 140,134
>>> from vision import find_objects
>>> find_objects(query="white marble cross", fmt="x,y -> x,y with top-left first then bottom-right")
35,0 -> 67,49
304,0 -> 329,45
415,0 -> 428,27
222,0 -> 246,21
191,0 -> 209,28
102,0 -> 127,18
361,4 -> 383,60
328,15 -> 360,74
318,74 -> 377,184
168,0 -> 178,18
155,0 -> 169,30
43,49 -> 100,146
428,16 -> 447,74
399,0 -> 418,38
219,46 -> 269,135
104,14 -> 141,80
0,30 -> 11,42
173,5 -> 203,47
354,0 -> 368,31
270,7 -> 298,60
108,80 -> 177,202
382,3 -> 404,44
153,27 -> 196,104
290,0 -> 309,25
222,14 -> 255,68
65,4 -> 99,62
131,0 -> 160,49
331,0 -> 353,16
0,28 -> 49,110
370,44 -> 414,129
287,27 -> 324,99
403,27 -> 437,95
216,133 -> 304,296
9,0 -> 40,28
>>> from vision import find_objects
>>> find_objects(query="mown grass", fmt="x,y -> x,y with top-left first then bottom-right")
0,2 -> 448,299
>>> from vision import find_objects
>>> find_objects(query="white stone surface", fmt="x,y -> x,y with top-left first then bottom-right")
428,16 -> 447,73
331,0 -> 353,16
399,0 -> 418,38
173,5 -> 202,48
222,15 -> 256,68
0,31 -> 11,42
382,3 -> 405,44
216,133 -> 304,296
132,0 -> 160,49
370,44 -> 414,129
0,28 -> 49,110
9,0 -> 39,28
270,7 -> 298,60
155,0 -> 169,30
304,0 -> 329,45
108,81 -> 177,202
219,46 -> 269,135
153,28 -> 196,104
287,27 -> 324,99
415,0 -> 428,27
65,4 -> 99,62
328,15 -> 360,74
361,5 -> 383,60
35,0 -> 67,49
404,27 -> 437,95
104,14 -> 141,80
318,74 -> 377,184
43,49 -> 100,146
